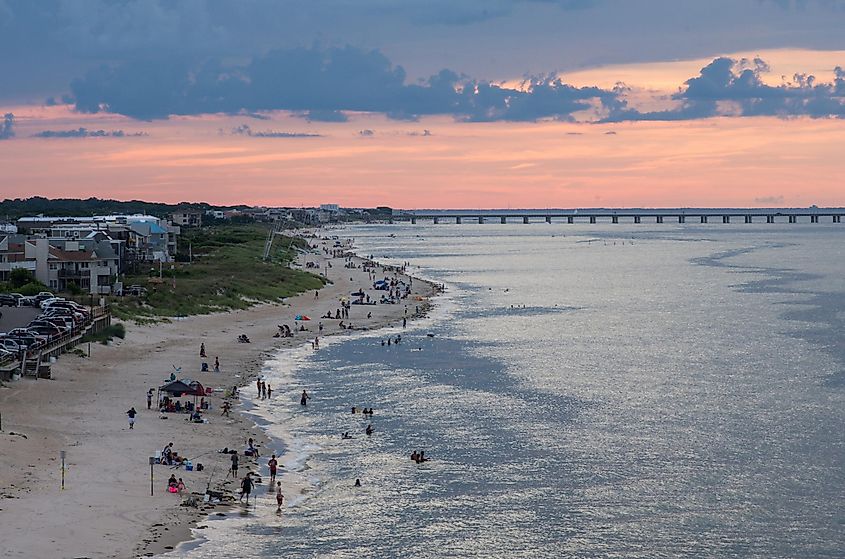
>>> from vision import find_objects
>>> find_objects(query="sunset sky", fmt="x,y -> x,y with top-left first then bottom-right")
1,0 -> 844,209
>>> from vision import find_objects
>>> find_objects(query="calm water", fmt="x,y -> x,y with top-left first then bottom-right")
173,223 -> 845,559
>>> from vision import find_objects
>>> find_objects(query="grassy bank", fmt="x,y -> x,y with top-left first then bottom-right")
111,225 -> 324,321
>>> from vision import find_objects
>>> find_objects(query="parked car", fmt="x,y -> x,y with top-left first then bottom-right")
16,295 -> 36,307
32,291 -> 55,304
27,322 -> 65,338
0,348 -> 15,361
44,300 -> 91,319
42,309 -> 85,327
38,316 -> 74,330
39,297 -> 64,309
0,294 -> 18,307
0,337 -> 23,352
6,330 -> 46,350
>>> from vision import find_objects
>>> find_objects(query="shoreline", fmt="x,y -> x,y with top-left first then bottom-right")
0,229 -> 437,559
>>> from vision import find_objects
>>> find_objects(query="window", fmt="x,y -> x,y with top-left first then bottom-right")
49,263 -> 58,270
80,262 -> 89,268
49,280 -> 58,289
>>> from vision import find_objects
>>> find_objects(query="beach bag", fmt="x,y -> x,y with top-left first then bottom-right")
196,463 -> 204,472
168,486 -> 178,493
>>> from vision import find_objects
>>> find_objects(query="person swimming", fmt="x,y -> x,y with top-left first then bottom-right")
365,424 -> 374,436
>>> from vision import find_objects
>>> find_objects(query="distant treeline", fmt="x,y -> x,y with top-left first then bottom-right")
0,196 -> 235,220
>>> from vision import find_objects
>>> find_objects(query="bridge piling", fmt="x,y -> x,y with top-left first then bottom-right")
456,217 -> 462,224
501,216 -> 507,224
745,215 -> 752,224
566,216 -> 573,224
656,216 -> 663,223
634,216 -> 641,224
589,216 -> 597,224
678,216 -> 685,224
612,216 -> 618,224
722,215 -> 730,224
701,216 -> 708,224
523,216 -> 530,224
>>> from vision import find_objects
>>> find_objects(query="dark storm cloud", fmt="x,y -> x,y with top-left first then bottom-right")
68,46 -> 623,122
0,113 -> 14,139
33,128 -> 147,138
605,57 -> 845,121
4,1 -> 845,103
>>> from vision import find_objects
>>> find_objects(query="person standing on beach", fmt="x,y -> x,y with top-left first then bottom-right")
240,474 -> 254,504
268,454 -> 279,483
275,482 -> 285,513
200,343 -> 206,358
300,390 -> 309,406
214,356 -> 220,373
146,389 -> 153,410
126,407 -> 137,429
229,452 -> 239,478
266,384 -> 272,399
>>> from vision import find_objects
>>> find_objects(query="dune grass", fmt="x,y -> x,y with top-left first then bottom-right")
110,224 -> 324,320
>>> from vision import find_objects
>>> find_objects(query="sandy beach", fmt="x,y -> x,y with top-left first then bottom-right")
0,233 -> 435,558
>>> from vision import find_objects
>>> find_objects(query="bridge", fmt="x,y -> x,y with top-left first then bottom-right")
389,209 -> 845,225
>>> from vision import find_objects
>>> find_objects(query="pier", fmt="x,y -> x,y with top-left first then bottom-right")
397,209 -> 845,225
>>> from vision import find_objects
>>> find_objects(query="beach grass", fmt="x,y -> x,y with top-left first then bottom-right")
110,224 -> 324,320
80,323 -> 126,344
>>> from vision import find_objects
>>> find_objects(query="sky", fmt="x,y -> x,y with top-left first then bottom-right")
1,0 -> 845,209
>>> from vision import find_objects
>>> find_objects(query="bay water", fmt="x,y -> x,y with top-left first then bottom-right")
173,222 -> 844,558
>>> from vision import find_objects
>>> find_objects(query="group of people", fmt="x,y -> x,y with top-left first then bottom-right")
160,441 -> 186,466
351,406 -> 375,417
275,324 -> 294,338
256,379 -> 272,400
167,474 -> 187,494
410,450 -> 430,464
381,335 -> 402,346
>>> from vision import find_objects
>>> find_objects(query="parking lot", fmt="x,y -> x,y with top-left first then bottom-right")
0,307 -> 43,333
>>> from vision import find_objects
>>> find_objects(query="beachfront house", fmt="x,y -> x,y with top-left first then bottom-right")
26,238 -> 120,295
170,209 -> 203,227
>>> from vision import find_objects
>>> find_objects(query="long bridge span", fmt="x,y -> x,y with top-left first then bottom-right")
389,209 -> 845,225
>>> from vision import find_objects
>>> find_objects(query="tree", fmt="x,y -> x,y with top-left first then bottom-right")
9,268 -> 36,288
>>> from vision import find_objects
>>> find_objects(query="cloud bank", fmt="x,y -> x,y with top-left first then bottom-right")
34,128 -> 147,138
68,46 -> 621,122
226,124 -> 321,138
66,47 -> 845,123
606,57 -> 845,121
